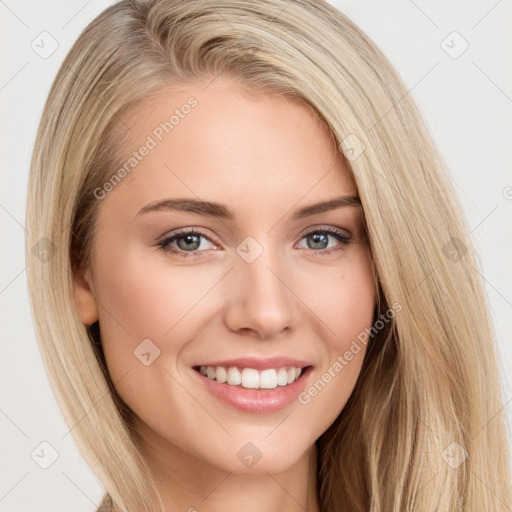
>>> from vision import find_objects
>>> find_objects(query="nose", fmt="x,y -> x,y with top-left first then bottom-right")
223,241 -> 296,339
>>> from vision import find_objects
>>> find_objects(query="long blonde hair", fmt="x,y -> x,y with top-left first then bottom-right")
25,1 -> 511,510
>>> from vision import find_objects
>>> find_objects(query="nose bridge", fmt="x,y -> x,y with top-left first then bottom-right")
225,235 -> 295,337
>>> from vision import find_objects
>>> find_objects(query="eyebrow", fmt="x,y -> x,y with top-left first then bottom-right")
136,195 -> 361,220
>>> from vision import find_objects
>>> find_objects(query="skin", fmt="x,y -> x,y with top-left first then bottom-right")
75,77 -> 377,512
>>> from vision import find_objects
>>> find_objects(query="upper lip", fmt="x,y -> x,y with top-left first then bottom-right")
194,356 -> 313,371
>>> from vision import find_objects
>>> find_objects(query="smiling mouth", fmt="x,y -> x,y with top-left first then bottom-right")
192,364 -> 313,390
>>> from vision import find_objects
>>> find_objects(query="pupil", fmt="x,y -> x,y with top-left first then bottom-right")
310,233 -> 327,250
178,234 -> 200,250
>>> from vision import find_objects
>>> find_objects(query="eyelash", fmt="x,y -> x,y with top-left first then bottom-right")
156,226 -> 352,259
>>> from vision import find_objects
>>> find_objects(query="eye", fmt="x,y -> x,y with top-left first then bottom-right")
296,227 -> 352,257
156,229 -> 217,258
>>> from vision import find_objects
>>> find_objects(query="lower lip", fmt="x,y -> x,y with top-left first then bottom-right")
192,366 -> 313,414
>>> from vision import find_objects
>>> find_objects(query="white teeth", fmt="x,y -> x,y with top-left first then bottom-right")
227,366 -> 242,386
259,369 -> 278,389
277,367 -> 289,386
242,368 -> 260,389
215,366 -> 227,383
198,365 -> 305,389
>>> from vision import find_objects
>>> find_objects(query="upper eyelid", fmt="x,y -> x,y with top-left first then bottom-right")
297,224 -> 351,238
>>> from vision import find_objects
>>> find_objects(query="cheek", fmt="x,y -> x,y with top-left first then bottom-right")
302,246 -> 376,346
95,239 -> 214,327
91,252 -> 226,423
91,248 -> 226,375
295,247 -> 376,417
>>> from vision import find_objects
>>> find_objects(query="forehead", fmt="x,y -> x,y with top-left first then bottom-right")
99,79 -> 357,217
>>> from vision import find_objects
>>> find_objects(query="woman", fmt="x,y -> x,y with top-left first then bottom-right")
25,0 -> 511,511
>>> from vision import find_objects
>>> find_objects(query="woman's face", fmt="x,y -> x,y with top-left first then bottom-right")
75,78 -> 376,475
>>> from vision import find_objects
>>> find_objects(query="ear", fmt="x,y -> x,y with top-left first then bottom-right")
74,268 -> 99,326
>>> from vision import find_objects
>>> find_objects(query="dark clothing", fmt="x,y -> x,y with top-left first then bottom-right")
96,493 -> 113,512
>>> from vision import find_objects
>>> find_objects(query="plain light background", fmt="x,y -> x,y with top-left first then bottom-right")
1,1 -> 511,511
